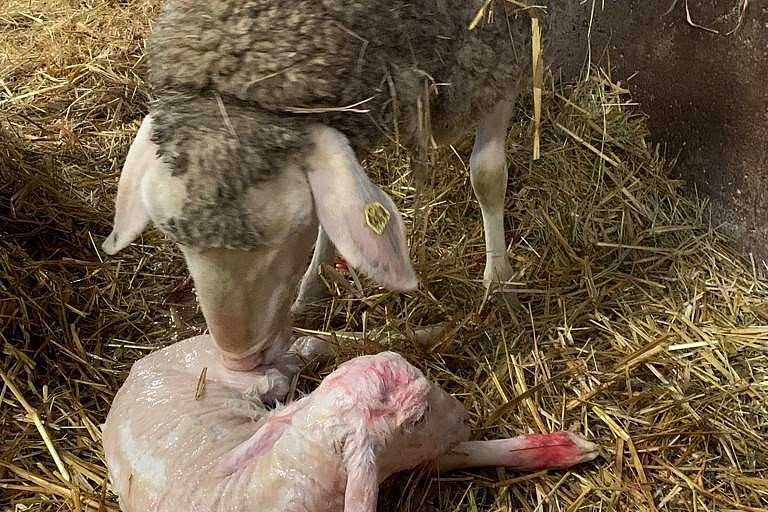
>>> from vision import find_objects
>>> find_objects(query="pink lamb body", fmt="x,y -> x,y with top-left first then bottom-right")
102,335 -> 598,512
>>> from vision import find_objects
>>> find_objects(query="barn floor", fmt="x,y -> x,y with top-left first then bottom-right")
1,1 -> 767,511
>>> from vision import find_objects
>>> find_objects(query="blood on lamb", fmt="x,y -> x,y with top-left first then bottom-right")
102,335 -> 600,512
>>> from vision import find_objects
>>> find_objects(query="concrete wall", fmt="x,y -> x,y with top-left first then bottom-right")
556,1 -> 767,266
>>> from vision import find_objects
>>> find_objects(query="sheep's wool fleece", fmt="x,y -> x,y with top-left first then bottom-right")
147,0 -> 582,248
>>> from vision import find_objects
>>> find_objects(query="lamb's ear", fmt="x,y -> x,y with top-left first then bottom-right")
215,415 -> 291,476
343,432 -> 379,512
215,399 -> 305,476
102,115 -> 156,255
304,125 -> 418,292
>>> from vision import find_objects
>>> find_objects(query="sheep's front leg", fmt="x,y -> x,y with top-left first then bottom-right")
470,100 -> 516,290
292,226 -> 336,314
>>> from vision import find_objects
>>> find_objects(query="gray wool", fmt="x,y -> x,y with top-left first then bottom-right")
146,0 -> 584,249
149,94 -> 308,248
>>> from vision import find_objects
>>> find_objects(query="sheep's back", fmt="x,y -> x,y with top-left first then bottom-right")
149,0 -> 532,151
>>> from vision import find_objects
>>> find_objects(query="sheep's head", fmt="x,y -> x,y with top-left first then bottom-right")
311,351 -> 470,512
102,114 -> 417,371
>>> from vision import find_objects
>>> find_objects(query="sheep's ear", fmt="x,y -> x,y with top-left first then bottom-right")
343,432 -> 379,512
102,115 -> 156,255
304,125 -> 418,292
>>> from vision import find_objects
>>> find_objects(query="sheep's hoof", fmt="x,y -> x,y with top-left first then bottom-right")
245,367 -> 291,406
483,260 -> 521,306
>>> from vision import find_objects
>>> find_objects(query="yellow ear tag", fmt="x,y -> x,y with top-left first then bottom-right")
364,202 -> 390,235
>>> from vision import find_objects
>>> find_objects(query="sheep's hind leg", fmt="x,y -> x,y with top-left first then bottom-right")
292,226 -> 336,314
470,100 -> 517,293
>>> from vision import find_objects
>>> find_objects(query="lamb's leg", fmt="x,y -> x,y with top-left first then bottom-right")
292,226 -> 336,314
429,432 -> 600,472
257,335 -> 333,403
470,100 -> 516,290
276,335 -> 335,374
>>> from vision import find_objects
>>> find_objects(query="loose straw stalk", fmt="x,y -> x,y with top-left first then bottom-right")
0,370 -> 71,482
531,14 -> 543,160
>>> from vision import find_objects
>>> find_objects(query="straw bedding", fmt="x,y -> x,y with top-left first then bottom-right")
1,1 -> 766,510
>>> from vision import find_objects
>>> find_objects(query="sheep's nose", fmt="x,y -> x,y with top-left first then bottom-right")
219,350 -> 265,371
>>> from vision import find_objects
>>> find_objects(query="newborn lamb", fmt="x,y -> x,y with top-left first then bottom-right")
102,335 -> 599,511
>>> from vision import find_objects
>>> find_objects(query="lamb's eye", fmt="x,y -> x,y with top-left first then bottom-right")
414,407 -> 429,426
408,404 -> 430,429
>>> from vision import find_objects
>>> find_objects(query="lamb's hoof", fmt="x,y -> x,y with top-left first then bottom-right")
290,335 -> 335,362
564,432 -> 603,465
243,367 -> 291,406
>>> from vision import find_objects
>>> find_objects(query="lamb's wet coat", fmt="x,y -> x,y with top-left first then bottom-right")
102,336 -> 469,512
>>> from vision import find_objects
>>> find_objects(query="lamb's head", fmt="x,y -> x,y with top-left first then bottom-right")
307,351 -> 470,511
